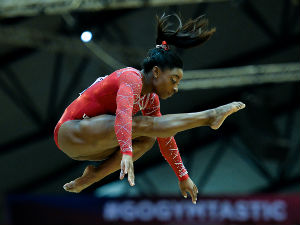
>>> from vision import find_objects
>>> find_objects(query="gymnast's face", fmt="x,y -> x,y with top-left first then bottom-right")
152,66 -> 183,99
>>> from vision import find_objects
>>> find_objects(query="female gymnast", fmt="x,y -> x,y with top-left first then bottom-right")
54,14 -> 245,204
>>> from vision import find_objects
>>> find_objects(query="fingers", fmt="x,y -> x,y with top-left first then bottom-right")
179,178 -> 199,204
124,160 -> 129,175
187,189 -> 197,204
185,185 -> 198,204
181,189 -> 188,199
120,158 -> 135,186
128,164 -> 135,186
191,185 -> 198,204
194,185 -> 199,194
120,161 -> 129,180
120,170 -> 125,180
120,160 -> 125,180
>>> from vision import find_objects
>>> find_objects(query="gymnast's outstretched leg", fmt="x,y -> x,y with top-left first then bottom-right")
60,102 -> 245,192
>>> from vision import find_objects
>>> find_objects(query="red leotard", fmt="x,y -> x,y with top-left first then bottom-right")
54,67 -> 188,180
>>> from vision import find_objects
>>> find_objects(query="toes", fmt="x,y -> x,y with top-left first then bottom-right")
63,181 -> 81,193
63,181 -> 75,191
238,102 -> 245,109
234,102 -> 245,110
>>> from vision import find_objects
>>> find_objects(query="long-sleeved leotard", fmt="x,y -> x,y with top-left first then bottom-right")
54,67 -> 189,181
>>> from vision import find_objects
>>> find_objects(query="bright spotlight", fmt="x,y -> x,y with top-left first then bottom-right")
81,31 -> 92,43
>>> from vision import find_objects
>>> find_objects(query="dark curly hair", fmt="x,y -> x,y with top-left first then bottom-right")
142,13 -> 216,73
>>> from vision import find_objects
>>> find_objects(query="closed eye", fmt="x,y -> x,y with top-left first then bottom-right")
171,78 -> 177,84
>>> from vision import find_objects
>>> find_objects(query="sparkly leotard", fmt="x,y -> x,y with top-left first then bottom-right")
54,67 -> 188,180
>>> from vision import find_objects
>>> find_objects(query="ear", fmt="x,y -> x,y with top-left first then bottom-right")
152,66 -> 160,79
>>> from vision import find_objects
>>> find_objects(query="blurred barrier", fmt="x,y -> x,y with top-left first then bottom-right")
5,194 -> 300,225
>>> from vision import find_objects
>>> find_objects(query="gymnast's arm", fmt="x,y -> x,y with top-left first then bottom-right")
142,94 -> 198,204
115,72 -> 143,186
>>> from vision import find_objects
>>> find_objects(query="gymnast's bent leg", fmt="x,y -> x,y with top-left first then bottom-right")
63,136 -> 156,193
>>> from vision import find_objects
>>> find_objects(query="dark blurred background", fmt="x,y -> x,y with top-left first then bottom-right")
0,0 -> 299,224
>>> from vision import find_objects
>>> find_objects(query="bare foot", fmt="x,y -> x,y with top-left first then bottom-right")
63,165 -> 97,193
210,102 -> 245,130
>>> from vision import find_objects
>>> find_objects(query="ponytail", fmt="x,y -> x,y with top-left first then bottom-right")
156,13 -> 216,48
142,13 -> 215,73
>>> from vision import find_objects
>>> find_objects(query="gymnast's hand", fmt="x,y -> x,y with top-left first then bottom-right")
120,154 -> 135,186
179,177 -> 198,204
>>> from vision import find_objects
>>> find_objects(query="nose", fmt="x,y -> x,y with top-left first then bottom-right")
173,86 -> 178,94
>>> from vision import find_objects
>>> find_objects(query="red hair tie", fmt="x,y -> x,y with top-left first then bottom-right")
156,40 -> 169,51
